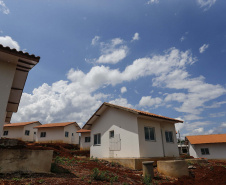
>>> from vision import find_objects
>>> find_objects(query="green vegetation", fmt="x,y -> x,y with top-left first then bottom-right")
51,163 -> 70,173
38,179 -> 45,184
91,168 -> 119,183
143,175 -> 152,185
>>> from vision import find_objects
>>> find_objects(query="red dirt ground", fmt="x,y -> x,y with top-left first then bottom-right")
0,140 -> 226,185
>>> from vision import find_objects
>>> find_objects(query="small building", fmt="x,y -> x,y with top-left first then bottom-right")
0,44 -> 40,137
83,102 -> 183,159
76,129 -> 91,150
186,134 -> 226,159
178,144 -> 189,155
3,121 -> 41,142
34,122 -> 80,144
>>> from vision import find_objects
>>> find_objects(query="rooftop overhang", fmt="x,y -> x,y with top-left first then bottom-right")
0,45 -> 40,123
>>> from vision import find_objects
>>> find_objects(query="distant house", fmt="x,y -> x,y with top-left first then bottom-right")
76,129 -> 91,150
34,122 -> 80,144
0,44 -> 40,137
186,134 -> 226,159
3,121 -> 41,142
83,102 -> 183,159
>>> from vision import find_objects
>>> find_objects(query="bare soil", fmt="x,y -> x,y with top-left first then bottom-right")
0,141 -> 226,185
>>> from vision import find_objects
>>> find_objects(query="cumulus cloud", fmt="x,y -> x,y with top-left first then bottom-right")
199,44 -> 209,53
0,1 -> 9,14
132,33 -> 139,41
12,47 -> 226,130
197,0 -> 217,11
0,36 -> 20,50
121,86 -> 127,94
147,0 -> 159,4
91,36 -> 100,45
95,38 -> 128,64
139,96 -> 162,108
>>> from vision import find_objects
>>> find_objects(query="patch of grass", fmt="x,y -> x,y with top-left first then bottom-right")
143,175 -> 152,185
51,163 -> 70,173
38,179 -> 45,184
54,156 -> 76,166
12,177 -> 21,182
91,168 -> 119,183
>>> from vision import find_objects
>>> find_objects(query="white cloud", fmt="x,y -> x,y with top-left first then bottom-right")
209,112 -> 226,118
132,33 -> 139,41
221,122 -> 226,127
0,1 -> 9,14
12,47 -> 226,129
91,36 -> 100,46
0,36 -> 20,50
121,86 -> 127,94
180,36 -> 186,42
109,98 -> 133,108
197,0 -> 217,11
95,38 -> 128,64
199,44 -> 209,53
139,96 -> 162,107
147,0 -> 159,4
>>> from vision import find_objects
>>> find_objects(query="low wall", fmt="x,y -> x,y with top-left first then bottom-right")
102,157 -> 177,170
157,160 -> 189,178
0,149 -> 53,173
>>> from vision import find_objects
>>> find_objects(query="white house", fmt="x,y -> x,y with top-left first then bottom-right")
186,134 -> 226,159
76,129 -> 91,150
3,121 -> 41,142
34,122 -> 80,144
83,102 -> 183,159
0,44 -> 40,137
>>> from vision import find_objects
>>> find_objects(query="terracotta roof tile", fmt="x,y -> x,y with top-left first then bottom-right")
34,122 -> 80,129
186,134 -> 226,144
4,121 -> 40,127
0,44 -> 40,61
76,129 -> 91,133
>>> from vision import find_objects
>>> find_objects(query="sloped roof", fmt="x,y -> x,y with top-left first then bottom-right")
34,122 -> 80,129
0,44 -> 40,123
4,121 -> 41,127
186,134 -> 226,144
83,102 -> 183,129
76,129 -> 91,133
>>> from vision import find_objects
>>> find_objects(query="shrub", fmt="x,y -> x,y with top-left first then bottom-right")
143,175 -> 152,185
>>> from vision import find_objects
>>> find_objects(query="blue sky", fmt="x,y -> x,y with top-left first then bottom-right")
0,0 -> 226,137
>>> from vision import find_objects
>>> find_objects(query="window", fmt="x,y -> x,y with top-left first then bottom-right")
65,131 -> 69,137
72,133 -> 74,136
109,130 -> 114,138
25,130 -> 30,136
85,137 -> 91,143
165,131 -> 174,143
34,132 -> 36,134
40,132 -> 46,137
3,131 -> 8,136
94,133 -> 101,145
201,148 -> 210,155
144,127 -> 155,141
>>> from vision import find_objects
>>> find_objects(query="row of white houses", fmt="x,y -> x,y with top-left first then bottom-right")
3,121 -> 80,144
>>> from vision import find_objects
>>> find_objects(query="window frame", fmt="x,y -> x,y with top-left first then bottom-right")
65,131 -> 69,138
3,130 -> 8,136
201,148 -> 210,155
94,133 -> 101,146
109,130 -> 114,138
144,127 -> 156,141
25,130 -> 30,136
165,131 -> 174,143
85,136 -> 91,143
40,132 -> 46,138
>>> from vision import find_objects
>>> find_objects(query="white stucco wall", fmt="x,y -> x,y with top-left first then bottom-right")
36,124 -> 79,144
3,122 -> 41,142
64,124 -> 79,144
160,122 -> 179,157
137,117 -> 164,157
189,143 -> 226,159
90,107 -> 140,158
80,132 -> 91,150
0,61 -> 16,137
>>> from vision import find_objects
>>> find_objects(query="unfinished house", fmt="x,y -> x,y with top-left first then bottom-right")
3,121 -> 41,142
0,44 -> 40,137
34,122 -> 80,144
76,129 -> 91,150
82,102 -> 183,168
186,134 -> 226,159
